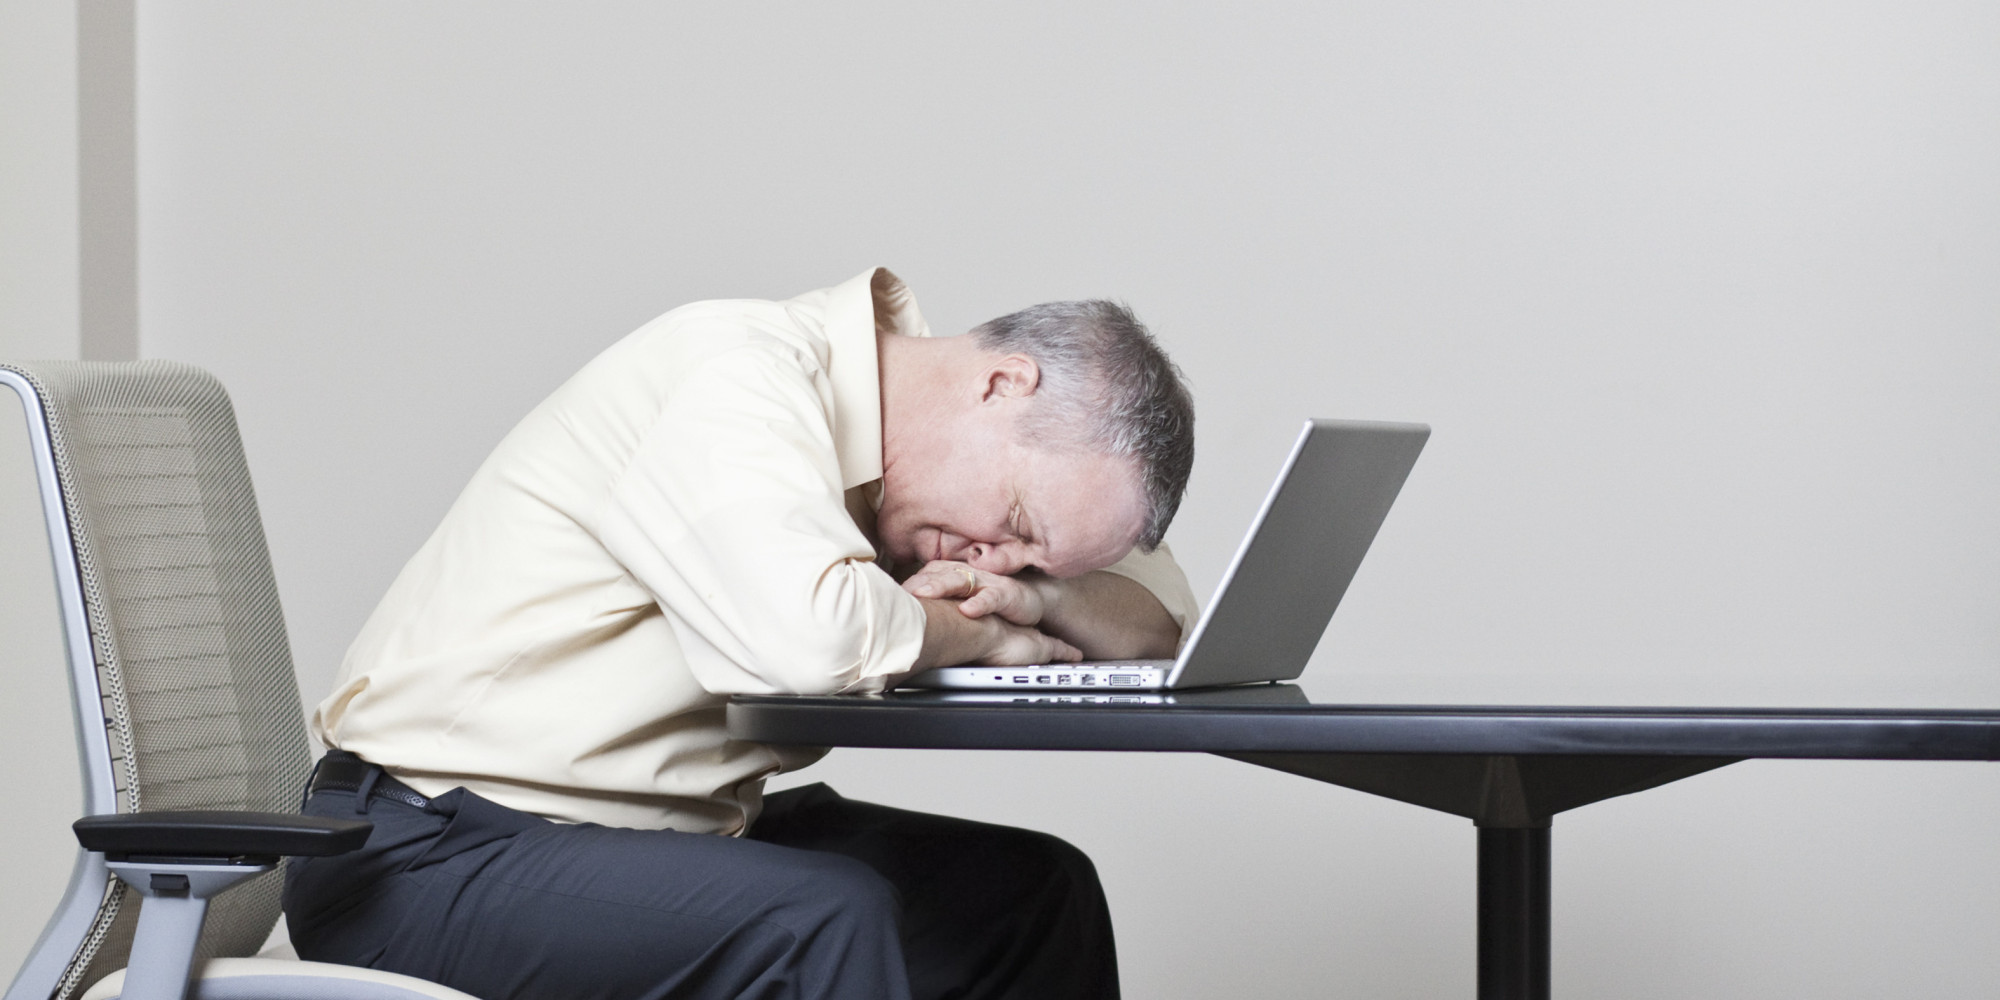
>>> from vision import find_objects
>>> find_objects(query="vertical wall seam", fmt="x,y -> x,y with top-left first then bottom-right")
77,0 -> 137,363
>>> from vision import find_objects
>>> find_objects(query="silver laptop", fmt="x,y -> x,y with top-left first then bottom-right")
902,418 -> 1429,692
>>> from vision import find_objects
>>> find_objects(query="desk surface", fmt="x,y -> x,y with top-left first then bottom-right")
727,685 -> 2000,761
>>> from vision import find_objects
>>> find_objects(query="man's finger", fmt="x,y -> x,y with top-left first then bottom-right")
958,589 -> 1012,619
959,583 -> 1038,625
905,563 -> 979,599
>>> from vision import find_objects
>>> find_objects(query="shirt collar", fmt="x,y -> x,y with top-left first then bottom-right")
816,266 -> 931,491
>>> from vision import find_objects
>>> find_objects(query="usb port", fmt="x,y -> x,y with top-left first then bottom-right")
1035,675 -> 1053,684
1012,676 -> 1029,684
1056,675 -> 1072,685
1108,674 -> 1141,687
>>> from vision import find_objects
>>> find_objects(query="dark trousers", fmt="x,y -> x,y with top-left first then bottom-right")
284,770 -> 1119,1000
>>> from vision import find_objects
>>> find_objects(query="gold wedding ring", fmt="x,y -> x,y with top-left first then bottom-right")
959,568 -> 978,594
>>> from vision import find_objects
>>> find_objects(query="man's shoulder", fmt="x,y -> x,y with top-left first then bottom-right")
609,297 -> 833,371
518,285 -> 859,452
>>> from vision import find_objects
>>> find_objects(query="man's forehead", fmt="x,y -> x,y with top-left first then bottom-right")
1022,454 -> 1145,570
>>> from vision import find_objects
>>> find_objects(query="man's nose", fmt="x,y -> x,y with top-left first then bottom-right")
963,543 -> 1025,576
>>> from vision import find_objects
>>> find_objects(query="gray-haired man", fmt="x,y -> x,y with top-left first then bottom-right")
287,268 -> 1200,1000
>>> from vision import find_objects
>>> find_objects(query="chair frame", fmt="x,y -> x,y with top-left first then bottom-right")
3,367 -> 125,1000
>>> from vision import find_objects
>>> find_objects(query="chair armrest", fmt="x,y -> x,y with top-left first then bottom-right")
73,810 -> 372,862
70,812 -> 372,1000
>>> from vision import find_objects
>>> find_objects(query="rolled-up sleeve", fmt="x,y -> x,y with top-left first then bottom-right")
593,334 -> 925,696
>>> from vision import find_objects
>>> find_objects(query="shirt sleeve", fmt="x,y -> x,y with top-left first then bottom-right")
1095,541 -> 1202,652
592,333 -> 925,696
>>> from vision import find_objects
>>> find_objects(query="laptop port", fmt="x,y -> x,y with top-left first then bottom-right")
1035,675 -> 1053,684
1012,676 -> 1029,684
1056,675 -> 1072,685
1108,674 -> 1142,687
1081,675 -> 1097,686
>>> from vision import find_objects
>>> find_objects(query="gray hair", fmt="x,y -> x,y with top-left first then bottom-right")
969,300 -> 1195,550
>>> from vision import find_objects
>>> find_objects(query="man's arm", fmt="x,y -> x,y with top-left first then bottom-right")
904,563 -> 1183,660
597,337 -> 931,696
910,598 -> 1082,671
1026,571 -> 1180,659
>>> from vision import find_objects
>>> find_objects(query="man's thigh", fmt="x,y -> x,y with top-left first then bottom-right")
286,786 -> 909,1000
749,784 -> 1120,1000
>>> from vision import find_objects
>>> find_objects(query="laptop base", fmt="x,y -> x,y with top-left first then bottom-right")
901,660 -> 1173,691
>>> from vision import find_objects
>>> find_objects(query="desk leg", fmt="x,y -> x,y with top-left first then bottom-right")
1477,826 -> 1550,1000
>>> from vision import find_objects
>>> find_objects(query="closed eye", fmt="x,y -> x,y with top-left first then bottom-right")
1013,501 -> 1038,543
1013,506 -> 1051,573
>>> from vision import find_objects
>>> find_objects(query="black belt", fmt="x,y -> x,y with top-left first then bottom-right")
308,749 -> 432,810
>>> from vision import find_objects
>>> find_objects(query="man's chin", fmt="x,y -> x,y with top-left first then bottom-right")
878,537 -> 919,577
887,558 -> 922,583
877,526 -> 941,576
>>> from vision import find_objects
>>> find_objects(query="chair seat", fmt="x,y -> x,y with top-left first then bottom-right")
80,958 -> 483,1000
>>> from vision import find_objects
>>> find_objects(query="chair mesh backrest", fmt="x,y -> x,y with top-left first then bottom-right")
5,361 -> 311,1000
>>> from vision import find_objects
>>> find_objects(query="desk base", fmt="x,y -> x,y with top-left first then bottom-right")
1479,827 -> 1550,1000
1221,752 -> 1740,999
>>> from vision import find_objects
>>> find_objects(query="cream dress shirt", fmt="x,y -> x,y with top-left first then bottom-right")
312,268 -> 1199,835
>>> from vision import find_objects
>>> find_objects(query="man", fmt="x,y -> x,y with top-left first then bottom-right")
286,267 -> 1199,1000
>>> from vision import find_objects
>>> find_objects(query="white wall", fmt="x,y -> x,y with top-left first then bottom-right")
8,1 -> 1993,996
0,0 -> 81,361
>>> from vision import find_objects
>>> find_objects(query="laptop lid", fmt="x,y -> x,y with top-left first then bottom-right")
1164,418 -> 1428,688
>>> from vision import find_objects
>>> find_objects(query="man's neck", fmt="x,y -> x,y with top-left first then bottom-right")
877,332 -> 969,476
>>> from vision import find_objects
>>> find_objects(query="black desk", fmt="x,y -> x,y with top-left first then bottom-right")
727,686 -> 2000,1000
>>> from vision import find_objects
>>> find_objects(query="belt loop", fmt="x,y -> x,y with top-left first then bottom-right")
301,753 -> 327,811
354,767 -> 383,814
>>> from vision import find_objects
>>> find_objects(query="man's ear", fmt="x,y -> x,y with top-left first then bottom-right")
980,354 -> 1041,402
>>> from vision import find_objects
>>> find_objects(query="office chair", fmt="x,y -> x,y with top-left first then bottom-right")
1,361 -> 479,1000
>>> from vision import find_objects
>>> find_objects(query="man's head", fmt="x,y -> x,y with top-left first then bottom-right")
876,299 -> 1195,579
